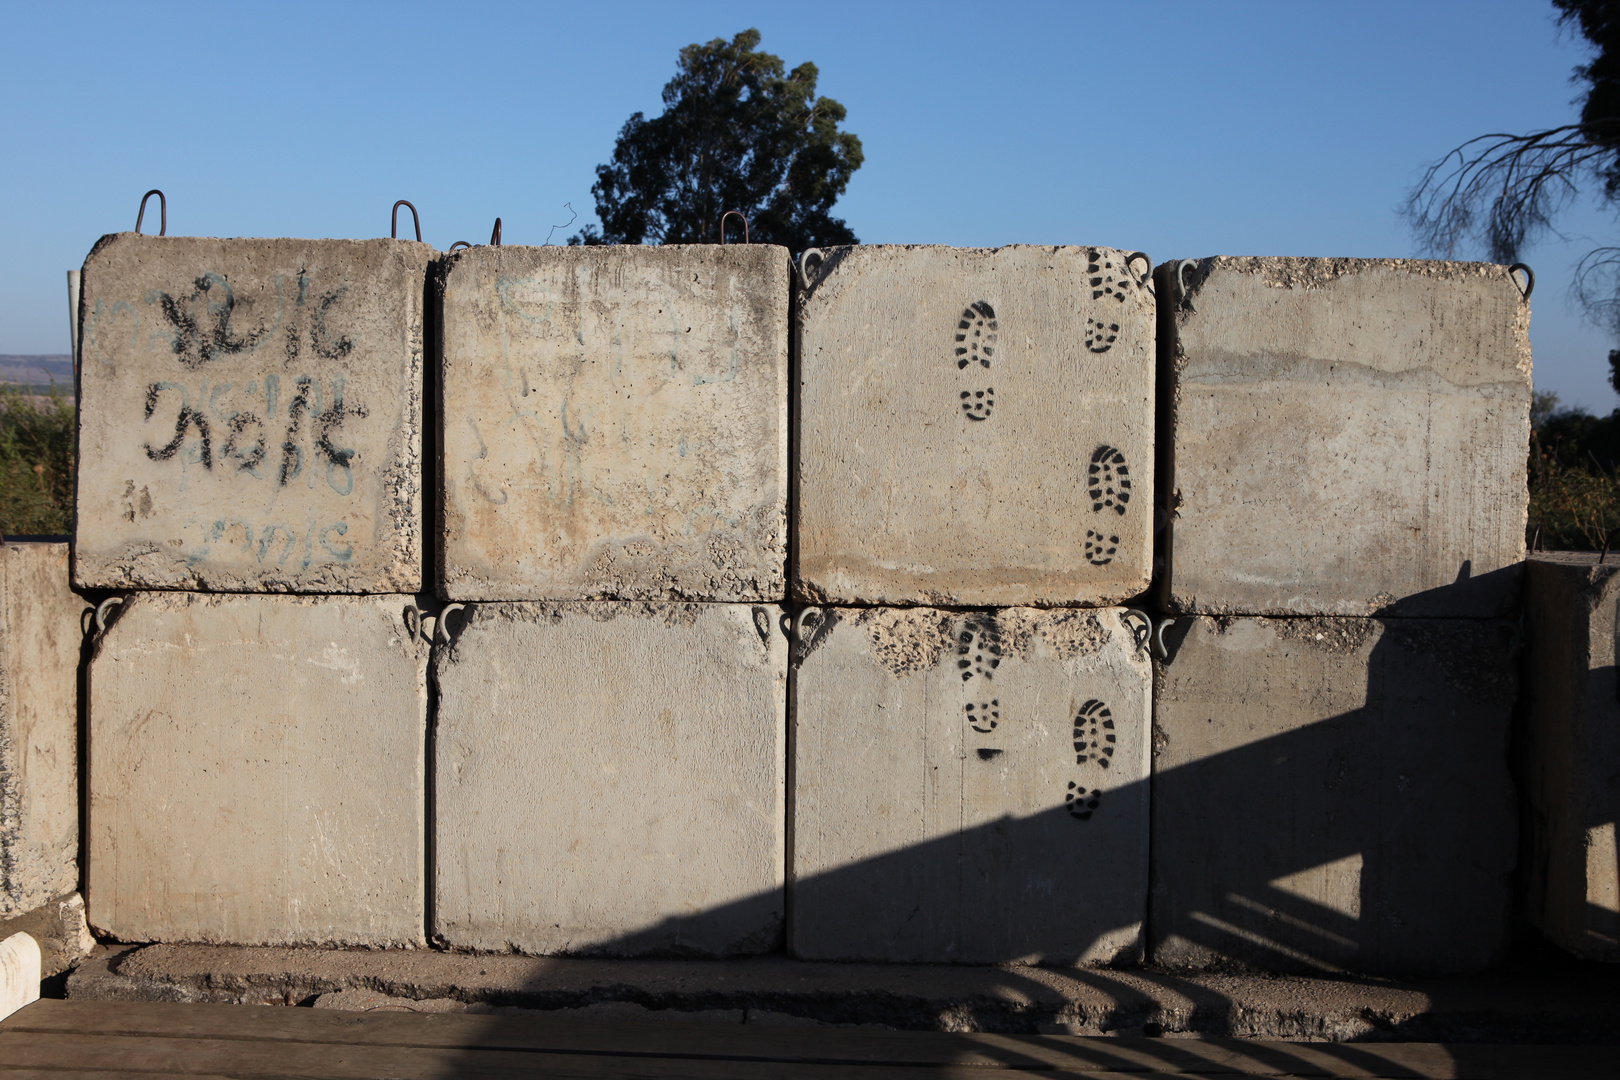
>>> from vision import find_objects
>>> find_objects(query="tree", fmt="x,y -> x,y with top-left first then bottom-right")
1405,1 -> 1620,333
570,29 -> 863,249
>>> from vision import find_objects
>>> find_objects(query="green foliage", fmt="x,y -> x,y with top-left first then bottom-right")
573,28 -> 863,249
0,382 -> 75,537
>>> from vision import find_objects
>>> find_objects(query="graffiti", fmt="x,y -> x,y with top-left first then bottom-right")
179,515 -> 355,568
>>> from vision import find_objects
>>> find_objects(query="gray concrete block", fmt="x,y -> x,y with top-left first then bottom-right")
1161,257 -> 1530,617
791,606 -> 1151,964
1521,553 -> 1620,961
1150,615 -> 1518,974
75,234 -> 433,592
437,245 -> 789,602
0,543 -> 85,917
433,601 -> 786,955
795,245 -> 1155,607
87,592 -> 428,946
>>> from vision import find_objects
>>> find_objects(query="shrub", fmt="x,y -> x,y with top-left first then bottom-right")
0,382 -> 75,537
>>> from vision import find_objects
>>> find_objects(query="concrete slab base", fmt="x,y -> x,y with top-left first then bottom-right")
63,944 -> 1620,1044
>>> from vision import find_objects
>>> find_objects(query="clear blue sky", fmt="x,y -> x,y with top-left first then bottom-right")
4,0 -> 1617,408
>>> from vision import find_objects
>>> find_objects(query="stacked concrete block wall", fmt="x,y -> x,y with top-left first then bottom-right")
1149,257 -> 1532,973
1520,554 -> 1620,962
790,246 -> 1157,964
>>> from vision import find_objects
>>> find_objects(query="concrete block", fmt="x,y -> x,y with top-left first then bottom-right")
87,592 -> 428,946
1150,615 -> 1517,974
1161,257 -> 1530,617
433,601 -> 786,955
791,606 -> 1151,964
437,245 -> 789,601
1521,553 -> 1620,961
0,543 -> 85,917
795,245 -> 1155,607
75,233 -> 433,592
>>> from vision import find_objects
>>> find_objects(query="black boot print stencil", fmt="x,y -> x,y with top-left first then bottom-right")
1084,530 -> 1119,566
956,616 -> 1003,682
954,302 -> 997,421
1066,781 -> 1101,820
964,699 -> 1000,733
1085,318 -> 1119,354
1073,699 -> 1116,769
1087,250 -> 1131,304
1088,446 -> 1131,515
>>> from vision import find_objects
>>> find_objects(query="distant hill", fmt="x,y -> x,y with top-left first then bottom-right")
0,356 -> 73,394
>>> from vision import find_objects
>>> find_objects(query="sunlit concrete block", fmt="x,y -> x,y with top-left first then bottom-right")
75,234 -> 433,592
434,601 -> 787,955
1161,257 -> 1530,617
87,593 -> 428,946
437,245 -> 789,602
795,245 -> 1155,607
1150,615 -> 1517,974
792,606 -> 1151,964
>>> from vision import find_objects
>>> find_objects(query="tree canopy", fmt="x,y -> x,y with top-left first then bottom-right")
571,29 -> 863,249
1405,1 -> 1620,332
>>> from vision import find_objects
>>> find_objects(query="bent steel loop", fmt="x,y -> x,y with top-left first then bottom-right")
795,248 -> 824,288
1121,609 -> 1154,657
392,200 -> 421,242
719,210 -> 750,245
490,217 -> 502,247
95,596 -> 124,634
135,190 -> 167,236
1509,263 -> 1535,300
436,603 -> 467,644
448,241 -> 471,252
1152,618 -> 1172,661
403,605 -> 424,641
1124,252 -> 1153,293
793,607 -> 823,642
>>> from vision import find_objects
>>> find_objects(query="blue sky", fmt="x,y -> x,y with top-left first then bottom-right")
4,0 -> 1617,408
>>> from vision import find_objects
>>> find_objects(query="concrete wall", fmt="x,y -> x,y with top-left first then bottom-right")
0,543 -> 84,916
1159,258 -> 1529,618
795,245 -> 1155,607
75,234 -> 433,593
792,606 -> 1151,964
433,601 -> 786,956
1521,554 -> 1620,962
437,245 -> 789,602
1150,615 -> 1518,974
87,593 -> 428,946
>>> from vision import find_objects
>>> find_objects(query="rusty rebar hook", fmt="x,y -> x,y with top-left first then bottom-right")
719,210 -> 749,244
448,241 -> 471,252
490,217 -> 502,246
391,200 -> 421,242
135,190 -> 166,236
1509,263 -> 1535,300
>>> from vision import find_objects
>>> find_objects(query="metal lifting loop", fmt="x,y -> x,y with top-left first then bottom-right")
1175,259 -> 1200,310
490,217 -> 502,247
795,248 -> 824,288
719,210 -> 750,245
1509,263 -> 1535,300
95,596 -> 124,634
391,200 -> 421,242
403,605 -> 423,641
793,607 -> 823,642
135,190 -> 167,236
1121,609 -> 1154,657
1152,618 -> 1173,661
448,241 -> 471,252
436,603 -> 467,645
1125,252 -> 1153,293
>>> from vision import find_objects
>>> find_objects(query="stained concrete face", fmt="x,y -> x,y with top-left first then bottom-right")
75,234 -> 433,592
87,592 -> 428,946
791,606 -> 1151,964
438,245 -> 789,602
1150,615 -> 1517,975
434,601 -> 787,956
1521,553 -> 1620,962
1162,257 -> 1530,617
795,246 -> 1155,607
0,544 -> 84,917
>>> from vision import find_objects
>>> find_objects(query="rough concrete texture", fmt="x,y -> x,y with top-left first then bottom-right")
75,233 -> 433,592
87,592 -> 429,946
0,893 -> 93,978
64,944 -> 1620,1044
434,601 -> 786,956
1151,615 -> 1518,974
792,606 -> 1151,964
1161,257 -> 1530,617
0,543 -> 84,916
795,245 -> 1154,607
437,245 -> 788,602
1521,552 -> 1620,962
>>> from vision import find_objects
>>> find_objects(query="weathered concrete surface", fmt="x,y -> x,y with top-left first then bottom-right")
1521,552 -> 1620,962
87,592 -> 428,946
75,234 -> 433,592
65,944 -> 1620,1044
433,601 -> 786,956
437,245 -> 788,602
1151,616 -> 1518,975
0,893 -> 93,978
1161,257 -> 1530,617
795,245 -> 1154,607
0,543 -> 84,916
792,606 -> 1151,964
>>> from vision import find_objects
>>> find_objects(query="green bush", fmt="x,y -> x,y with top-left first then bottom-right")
0,382 -> 75,537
